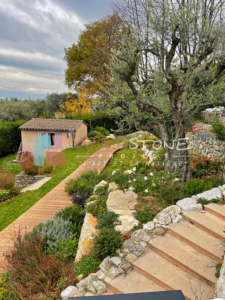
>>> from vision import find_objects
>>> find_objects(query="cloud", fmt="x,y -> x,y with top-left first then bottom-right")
0,0 -> 85,98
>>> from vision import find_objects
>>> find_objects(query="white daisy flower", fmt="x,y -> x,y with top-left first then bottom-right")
144,176 -> 148,180
133,179 -> 136,181
129,186 -> 135,191
150,173 -> 153,176
145,189 -> 148,193
133,167 -> 136,171
128,180 -> 131,183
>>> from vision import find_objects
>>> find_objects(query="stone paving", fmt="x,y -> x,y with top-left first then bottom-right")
0,143 -> 123,274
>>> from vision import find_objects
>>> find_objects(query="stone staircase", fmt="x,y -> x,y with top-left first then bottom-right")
105,203 -> 225,300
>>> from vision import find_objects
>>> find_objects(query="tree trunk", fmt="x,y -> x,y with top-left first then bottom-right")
163,137 -> 191,182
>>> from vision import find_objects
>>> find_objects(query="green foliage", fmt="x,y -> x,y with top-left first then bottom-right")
55,205 -> 85,236
88,131 -> 105,141
65,111 -> 118,132
96,211 -> 121,230
94,184 -> 109,196
0,120 -> 26,158
74,254 -> 102,279
53,237 -> 79,263
197,198 -> 225,209
33,217 -> 75,251
184,178 -> 221,197
159,183 -> 185,204
0,190 -> 11,202
134,207 -> 155,225
38,165 -> 54,175
212,120 -> 225,140
0,99 -> 33,122
45,93 -> 67,115
86,196 -> 108,218
65,170 -> 108,195
215,264 -> 222,278
8,186 -> 20,197
91,227 -> 123,260
95,127 -> 110,136
19,155 -> 39,175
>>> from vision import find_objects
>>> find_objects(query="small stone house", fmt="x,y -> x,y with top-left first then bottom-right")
19,118 -> 87,156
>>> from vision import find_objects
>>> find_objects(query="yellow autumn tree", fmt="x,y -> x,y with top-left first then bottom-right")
60,91 -> 94,115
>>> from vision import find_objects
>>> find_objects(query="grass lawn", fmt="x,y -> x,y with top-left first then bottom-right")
0,139 -> 126,232
0,154 -> 22,175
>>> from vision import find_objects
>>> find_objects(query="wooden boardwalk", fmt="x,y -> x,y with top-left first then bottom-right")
0,144 -> 123,274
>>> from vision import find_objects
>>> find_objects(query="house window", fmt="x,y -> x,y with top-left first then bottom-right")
50,133 -> 55,147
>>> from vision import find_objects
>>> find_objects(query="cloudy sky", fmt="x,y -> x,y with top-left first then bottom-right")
0,0 -> 112,99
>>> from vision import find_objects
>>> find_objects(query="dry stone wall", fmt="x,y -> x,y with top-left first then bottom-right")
188,135 -> 225,159
15,172 -> 46,188
202,111 -> 225,125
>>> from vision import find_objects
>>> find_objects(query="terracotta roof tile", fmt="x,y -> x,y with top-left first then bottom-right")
19,118 -> 85,132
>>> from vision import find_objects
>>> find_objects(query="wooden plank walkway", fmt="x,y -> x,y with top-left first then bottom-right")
0,144 -> 123,274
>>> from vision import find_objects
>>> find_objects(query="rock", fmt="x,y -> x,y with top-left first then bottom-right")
122,239 -> 134,249
129,244 -> 144,257
77,274 -> 98,294
110,257 -> 122,267
61,286 -> 78,300
108,182 -> 119,193
143,221 -> 154,231
84,139 -> 92,146
153,205 -> 182,226
112,169 -> 120,176
96,270 -> 105,280
115,210 -> 139,235
92,281 -> 107,295
131,229 -> 151,243
75,213 -> 98,261
106,134 -> 116,140
93,180 -> 108,193
176,198 -> 202,211
99,256 -> 112,273
107,190 -> 138,211
126,253 -> 137,263
197,188 -> 222,201
121,261 -> 132,272
140,241 -> 147,248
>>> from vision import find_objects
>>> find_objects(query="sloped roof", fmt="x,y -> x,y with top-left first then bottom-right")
19,118 -> 86,132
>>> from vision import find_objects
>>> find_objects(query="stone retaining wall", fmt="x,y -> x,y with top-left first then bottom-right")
15,172 -> 46,188
188,135 -> 225,159
202,111 -> 225,125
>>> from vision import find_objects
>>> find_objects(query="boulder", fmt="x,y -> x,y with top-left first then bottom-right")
129,244 -> 145,257
176,198 -> 202,211
131,229 -> 151,243
92,281 -> 107,295
153,205 -> 182,226
126,253 -> 137,263
83,139 -> 92,146
75,213 -> 98,261
115,210 -> 139,235
107,190 -> 138,211
61,286 -> 78,300
197,188 -> 222,201
95,270 -> 105,280
77,274 -> 98,294
93,180 -> 108,193
108,182 -> 119,193
110,257 -> 122,267
106,134 -> 116,140
143,221 -> 154,231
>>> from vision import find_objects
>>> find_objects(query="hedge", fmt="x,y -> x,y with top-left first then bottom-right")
64,112 -> 118,132
0,120 -> 26,158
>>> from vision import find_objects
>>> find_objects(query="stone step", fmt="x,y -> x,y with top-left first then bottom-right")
104,270 -> 165,295
168,219 -> 224,264
148,234 -> 218,287
182,211 -> 225,240
205,203 -> 225,221
133,250 -> 214,300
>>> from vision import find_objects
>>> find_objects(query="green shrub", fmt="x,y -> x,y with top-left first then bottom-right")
65,170 -> 108,195
53,237 -> 79,263
91,227 -> 123,260
38,165 -> 54,175
159,183 -> 185,204
212,120 -> 225,140
0,120 -> 26,158
74,254 -> 102,279
134,207 -> 156,225
88,132 -> 105,142
33,217 -> 75,251
65,111 -> 118,132
95,127 -> 110,136
96,211 -> 121,230
86,196 -> 108,218
55,205 -> 85,236
9,186 -> 20,196
0,190 -> 11,202
184,178 -> 220,196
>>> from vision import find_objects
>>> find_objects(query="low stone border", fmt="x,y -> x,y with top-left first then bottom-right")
15,172 -> 46,188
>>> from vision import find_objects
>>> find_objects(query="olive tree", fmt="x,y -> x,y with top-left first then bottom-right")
106,0 -> 225,181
